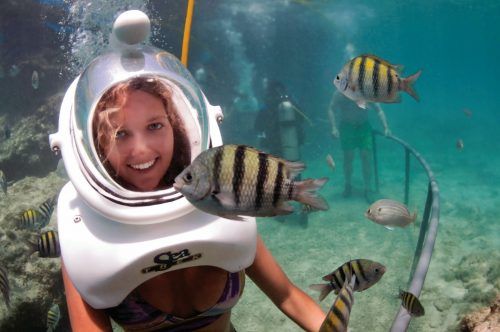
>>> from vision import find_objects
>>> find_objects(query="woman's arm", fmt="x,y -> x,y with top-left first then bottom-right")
246,236 -> 325,332
62,262 -> 113,332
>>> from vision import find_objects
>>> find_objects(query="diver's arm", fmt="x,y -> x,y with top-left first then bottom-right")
374,103 -> 391,136
62,263 -> 113,332
327,98 -> 339,138
246,236 -> 325,332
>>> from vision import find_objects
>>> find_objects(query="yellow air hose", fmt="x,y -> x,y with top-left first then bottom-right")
181,0 -> 195,67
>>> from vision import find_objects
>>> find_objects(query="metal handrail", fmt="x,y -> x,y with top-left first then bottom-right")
371,131 -> 440,331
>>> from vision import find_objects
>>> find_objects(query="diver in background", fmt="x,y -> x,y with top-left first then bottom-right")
53,11 -> 326,332
327,90 -> 390,203
255,80 -> 305,160
255,80 -> 310,226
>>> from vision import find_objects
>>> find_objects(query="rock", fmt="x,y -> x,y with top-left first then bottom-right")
460,294 -> 500,331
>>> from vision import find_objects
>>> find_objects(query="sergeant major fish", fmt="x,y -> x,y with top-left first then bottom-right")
309,259 -> 386,301
0,169 -> 7,195
365,199 -> 417,230
334,54 -> 422,109
174,144 -> 329,220
319,272 -> 356,332
0,265 -> 10,309
399,289 -> 425,317
28,230 -> 61,258
47,303 -> 61,332
19,208 -> 48,230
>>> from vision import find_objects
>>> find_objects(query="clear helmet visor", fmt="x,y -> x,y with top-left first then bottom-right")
71,45 -> 209,210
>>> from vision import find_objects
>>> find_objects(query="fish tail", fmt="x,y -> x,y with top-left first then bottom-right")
294,177 -> 329,211
402,69 -> 422,102
309,283 -> 333,302
412,210 -> 418,222
283,160 -> 305,179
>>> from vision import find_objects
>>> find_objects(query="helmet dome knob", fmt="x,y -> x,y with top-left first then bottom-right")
112,10 -> 151,45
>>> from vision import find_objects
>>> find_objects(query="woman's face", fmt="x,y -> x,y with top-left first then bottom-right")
103,90 -> 174,191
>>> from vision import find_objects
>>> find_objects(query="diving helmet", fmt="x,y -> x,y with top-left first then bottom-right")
50,10 -> 223,225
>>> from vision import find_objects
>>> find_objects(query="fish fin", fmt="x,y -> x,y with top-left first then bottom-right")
220,213 -> 248,221
309,283 -> 333,302
294,178 -> 329,211
356,100 -> 368,109
283,160 -> 305,179
402,69 -> 422,102
384,226 -> 395,231
213,192 -> 235,208
361,54 -> 401,71
412,210 -> 418,222
274,202 -> 295,215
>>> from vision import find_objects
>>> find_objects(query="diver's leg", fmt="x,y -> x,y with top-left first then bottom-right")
343,149 -> 354,197
360,149 -> 374,203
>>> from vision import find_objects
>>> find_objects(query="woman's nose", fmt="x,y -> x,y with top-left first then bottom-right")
129,135 -> 151,156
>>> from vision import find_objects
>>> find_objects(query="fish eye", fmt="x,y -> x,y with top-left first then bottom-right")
367,208 -> 371,214
184,172 -> 193,182
336,75 -> 340,80
378,207 -> 382,212
374,268 -> 380,273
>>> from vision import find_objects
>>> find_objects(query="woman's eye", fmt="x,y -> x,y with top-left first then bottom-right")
115,130 -> 127,139
149,123 -> 164,130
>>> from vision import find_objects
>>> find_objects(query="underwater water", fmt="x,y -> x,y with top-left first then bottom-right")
0,0 -> 499,331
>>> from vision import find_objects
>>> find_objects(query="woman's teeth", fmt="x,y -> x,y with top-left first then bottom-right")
130,159 -> 155,170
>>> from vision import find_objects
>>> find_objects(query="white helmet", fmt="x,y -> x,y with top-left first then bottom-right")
50,10 -> 224,225
50,11 -> 256,308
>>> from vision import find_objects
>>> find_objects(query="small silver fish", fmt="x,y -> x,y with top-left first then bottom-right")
0,265 -> 10,309
31,70 -> 39,90
326,154 -> 336,171
399,289 -> 425,317
334,54 -> 421,109
456,139 -> 464,151
365,199 -> 417,230
47,303 -> 61,332
309,259 -> 386,301
174,144 -> 329,220
463,108 -> 472,117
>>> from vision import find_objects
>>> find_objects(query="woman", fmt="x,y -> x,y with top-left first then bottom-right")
61,77 -> 326,331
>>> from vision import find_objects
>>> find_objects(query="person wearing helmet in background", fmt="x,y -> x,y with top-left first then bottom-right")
255,80 -> 311,226
51,11 -> 325,332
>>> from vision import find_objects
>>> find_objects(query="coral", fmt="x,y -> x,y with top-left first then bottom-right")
460,294 -> 500,332
0,172 -> 68,330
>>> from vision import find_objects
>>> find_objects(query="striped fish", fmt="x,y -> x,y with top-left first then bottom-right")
319,273 -> 356,332
0,169 -> 7,195
399,289 -> 425,317
173,145 -> 329,220
19,208 -> 47,230
47,303 -> 61,332
38,195 -> 57,224
0,265 -> 10,309
309,259 -> 386,301
365,199 -> 417,229
334,54 -> 422,109
36,230 -> 61,258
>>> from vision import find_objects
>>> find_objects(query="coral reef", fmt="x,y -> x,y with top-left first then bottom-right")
0,93 -> 62,181
0,171 -> 69,331
460,294 -> 500,332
